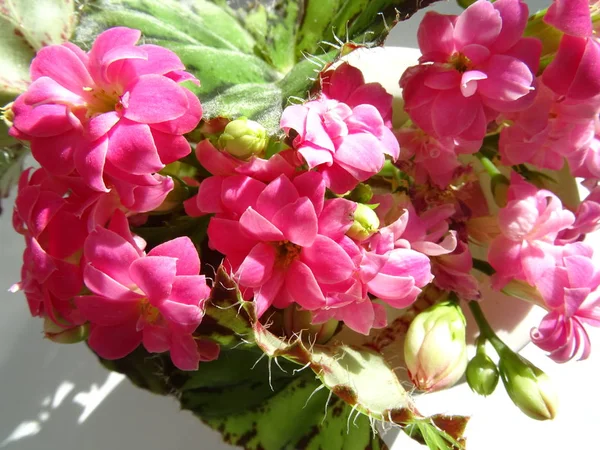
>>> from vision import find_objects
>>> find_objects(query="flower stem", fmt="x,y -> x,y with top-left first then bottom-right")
468,301 -> 509,355
472,258 -> 495,276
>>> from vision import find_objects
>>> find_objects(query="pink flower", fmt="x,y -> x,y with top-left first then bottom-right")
432,241 -> 480,300
488,173 -> 575,288
401,0 -> 541,142
532,252 -> 600,362
76,211 -> 213,370
281,63 -> 398,194
499,81 -> 598,170
10,27 -> 201,194
206,172 -> 358,317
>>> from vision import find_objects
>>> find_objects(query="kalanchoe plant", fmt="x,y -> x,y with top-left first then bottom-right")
3,0 -> 600,449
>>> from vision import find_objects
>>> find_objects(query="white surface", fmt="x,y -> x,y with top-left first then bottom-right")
2,1 -> 600,449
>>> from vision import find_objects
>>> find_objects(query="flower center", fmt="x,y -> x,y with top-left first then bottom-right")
83,86 -> 124,117
448,52 -> 472,73
274,240 -> 302,269
140,298 -> 160,324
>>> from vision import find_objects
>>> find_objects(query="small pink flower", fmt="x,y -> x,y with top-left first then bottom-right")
281,62 -> 398,194
488,173 -> 575,288
532,252 -> 600,362
10,27 -> 201,194
76,211 -> 213,370
432,241 -> 480,300
401,0 -> 541,142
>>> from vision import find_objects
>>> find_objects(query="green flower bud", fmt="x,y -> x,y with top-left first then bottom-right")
218,118 -> 268,159
404,301 -> 468,392
44,318 -> 89,344
466,353 -> 499,396
498,351 -> 558,420
347,203 -> 380,241
348,183 -> 373,203
2,101 -> 14,128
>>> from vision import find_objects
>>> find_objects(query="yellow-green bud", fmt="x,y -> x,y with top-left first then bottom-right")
466,353 -> 499,396
404,301 -> 468,392
347,203 -> 380,241
498,351 -> 558,420
218,118 -> 268,159
44,318 -> 89,344
2,101 -> 15,128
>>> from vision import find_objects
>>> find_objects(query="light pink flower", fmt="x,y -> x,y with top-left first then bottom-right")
76,211 -> 213,370
499,81 -> 598,170
281,63 -> 398,194
532,252 -> 600,362
432,241 -> 480,300
488,173 -> 575,288
10,27 -> 201,194
401,0 -> 541,142
206,172 -> 358,317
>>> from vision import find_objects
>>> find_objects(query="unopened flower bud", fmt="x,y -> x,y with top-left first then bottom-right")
466,353 -> 499,396
218,118 -> 267,159
2,102 -> 14,128
498,350 -> 558,420
348,183 -> 373,203
283,304 -> 338,344
490,173 -> 510,208
44,318 -> 89,344
347,203 -> 380,241
404,301 -> 468,392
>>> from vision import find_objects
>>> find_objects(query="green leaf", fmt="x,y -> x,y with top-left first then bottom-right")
0,0 -> 76,98
0,143 -> 27,214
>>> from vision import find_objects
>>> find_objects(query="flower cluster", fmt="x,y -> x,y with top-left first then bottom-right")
6,0 -> 600,410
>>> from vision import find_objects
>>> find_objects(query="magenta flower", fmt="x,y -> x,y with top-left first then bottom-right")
76,212 -> 213,370
206,172 -> 358,317
488,174 -> 575,288
281,62 -> 399,194
10,27 -> 202,193
401,0 -> 541,142
532,252 -> 600,362
544,0 -> 594,37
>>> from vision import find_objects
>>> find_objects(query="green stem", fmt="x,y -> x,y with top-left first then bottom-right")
476,152 -> 503,178
468,301 -> 508,354
472,258 -> 495,276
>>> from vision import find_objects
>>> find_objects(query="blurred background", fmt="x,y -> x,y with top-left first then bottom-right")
1,1 -> 599,449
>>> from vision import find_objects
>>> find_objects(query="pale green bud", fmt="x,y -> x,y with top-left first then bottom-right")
347,203 -> 380,241
218,118 -> 268,159
404,301 -> 468,392
44,318 -> 89,344
466,353 -> 499,396
498,351 -> 558,420
283,304 -> 338,344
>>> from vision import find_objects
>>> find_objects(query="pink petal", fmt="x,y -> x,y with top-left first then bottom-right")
236,242 -> 276,288
460,70 -> 487,97
124,75 -> 189,124
129,256 -> 177,303
285,260 -> 326,310
325,63 -> 365,102
221,175 -> 266,217
170,275 -> 210,305
170,334 -> 201,371
75,294 -> 140,326
151,130 -> 191,165
491,0 -> 530,53
207,218 -> 257,266
318,198 -> 356,240
478,55 -> 534,102
142,324 -> 170,353
149,88 -> 202,135
293,171 -> 326,216
74,139 -> 109,192
89,27 -> 141,82
454,0 -> 502,49
300,235 -> 354,284
271,198 -> 318,247
85,227 -> 141,286
431,89 -> 479,138
298,144 -> 333,169
254,268 -> 285,317
24,77 -> 85,107
83,264 -> 139,300
159,300 -> 203,332
418,12 -> 457,60
88,112 -> 120,141
31,46 -> 93,94
255,175 -> 299,220
194,176 -> 224,214
544,0 -> 592,37
88,320 -> 142,360
106,120 -> 163,174
14,104 -> 75,137
334,133 -> 385,178
239,208 -> 285,241
149,237 -> 200,275
195,139 -> 238,176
